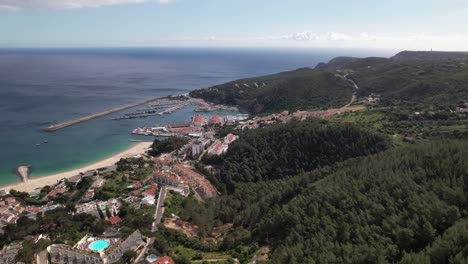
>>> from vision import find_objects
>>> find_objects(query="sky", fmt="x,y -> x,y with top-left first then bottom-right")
1,0 -> 468,50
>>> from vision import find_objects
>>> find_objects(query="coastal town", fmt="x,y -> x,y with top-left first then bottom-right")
0,94 -> 366,264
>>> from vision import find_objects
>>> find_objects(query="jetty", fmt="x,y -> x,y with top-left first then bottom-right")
45,97 -> 165,132
17,165 -> 30,183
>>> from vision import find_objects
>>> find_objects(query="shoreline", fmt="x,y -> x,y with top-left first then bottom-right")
1,142 -> 153,193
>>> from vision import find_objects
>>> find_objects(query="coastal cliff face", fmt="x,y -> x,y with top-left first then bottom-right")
392,50 -> 468,61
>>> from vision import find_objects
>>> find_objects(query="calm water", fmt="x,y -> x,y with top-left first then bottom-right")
0,48 -> 391,185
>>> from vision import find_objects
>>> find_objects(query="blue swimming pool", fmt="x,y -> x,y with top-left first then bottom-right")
88,240 -> 110,251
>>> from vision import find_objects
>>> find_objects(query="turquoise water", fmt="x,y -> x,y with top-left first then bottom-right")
0,48 -> 392,186
88,240 -> 110,251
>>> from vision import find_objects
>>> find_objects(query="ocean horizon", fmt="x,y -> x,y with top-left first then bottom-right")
0,47 -> 393,186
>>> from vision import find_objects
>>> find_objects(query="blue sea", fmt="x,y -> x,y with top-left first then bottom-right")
0,47 -> 392,186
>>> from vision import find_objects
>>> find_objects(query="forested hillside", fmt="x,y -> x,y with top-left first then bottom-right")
219,119 -> 389,192
183,120 -> 468,264
210,142 -> 467,263
189,68 -> 354,114
261,141 -> 468,263
319,57 -> 468,107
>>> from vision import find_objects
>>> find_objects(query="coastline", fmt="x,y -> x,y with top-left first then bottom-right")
1,142 -> 153,193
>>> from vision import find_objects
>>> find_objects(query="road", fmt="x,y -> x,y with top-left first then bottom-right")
152,185 -> 167,232
341,73 -> 360,109
134,186 -> 168,263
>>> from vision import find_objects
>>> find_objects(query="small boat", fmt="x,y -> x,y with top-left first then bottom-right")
35,143 -> 40,146
43,140 -> 49,143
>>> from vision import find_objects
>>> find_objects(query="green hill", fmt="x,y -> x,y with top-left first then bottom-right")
319,55 -> 468,107
189,68 -> 354,114
181,120 -> 468,263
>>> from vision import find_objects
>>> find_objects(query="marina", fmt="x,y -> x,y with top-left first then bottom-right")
112,99 -> 191,120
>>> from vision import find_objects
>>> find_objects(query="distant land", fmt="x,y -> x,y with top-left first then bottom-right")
391,50 -> 468,61
191,50 -> 468,115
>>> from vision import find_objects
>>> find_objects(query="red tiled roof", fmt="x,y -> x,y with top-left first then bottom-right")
167,122 -> 192,128
152,256 -> 175,264
193,116 -> 204,123
210,115 -> 222,123
47,188 -> 66,197
108,216 -> 122,225
144,189 -> 156,196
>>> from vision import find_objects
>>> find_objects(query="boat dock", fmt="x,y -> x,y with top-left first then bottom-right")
112,99 -> 191,120
45,97 -> 165,132
160,101 -> 191,114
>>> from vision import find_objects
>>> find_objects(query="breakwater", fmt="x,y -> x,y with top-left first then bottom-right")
45,97 -> 164,132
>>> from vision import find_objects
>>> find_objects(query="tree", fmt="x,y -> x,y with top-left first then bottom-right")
97,205 -> 105,219
122,250 -> 137,263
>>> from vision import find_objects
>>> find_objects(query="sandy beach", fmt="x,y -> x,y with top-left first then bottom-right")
1,142 -> 153,193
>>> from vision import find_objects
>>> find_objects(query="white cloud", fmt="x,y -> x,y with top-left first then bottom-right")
283,31 -> 350,42
277,31 -> 468,50
0,0 -> 174,10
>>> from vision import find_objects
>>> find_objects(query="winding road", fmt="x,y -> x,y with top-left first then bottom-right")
341,73 -> 360,109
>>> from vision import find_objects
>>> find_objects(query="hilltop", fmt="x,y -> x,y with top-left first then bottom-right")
189,68 -> 354,114
392,50 -> 468,61
317,53 -> 468,107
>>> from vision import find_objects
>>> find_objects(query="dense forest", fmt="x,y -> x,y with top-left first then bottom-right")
180,119 -> 468,263
218,119 -> 390,192
189,68 -> 354,114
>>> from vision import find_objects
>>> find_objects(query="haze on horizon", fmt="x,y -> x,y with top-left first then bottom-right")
1,0 -> 468,51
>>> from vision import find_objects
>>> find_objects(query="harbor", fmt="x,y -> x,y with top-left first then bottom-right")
44,96 -> 166,132
45,95 -> 239,131
111,99 -> 191,120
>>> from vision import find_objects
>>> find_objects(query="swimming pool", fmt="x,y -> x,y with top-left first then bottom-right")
88,240 -> 110,251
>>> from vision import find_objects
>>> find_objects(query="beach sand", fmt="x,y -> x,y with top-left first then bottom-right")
1,142 -> 153,193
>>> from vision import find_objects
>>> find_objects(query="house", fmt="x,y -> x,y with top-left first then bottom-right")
4,197 -> 16,205
130,190 -> 141,196
141,195 -> 155,206
209,115 -> 223,124
108,216 -> 122,225
48,244 -> 103,264
0,242 -> 22,264
150,256 -> 175,264
192,115 -> 206,126
82,189 -> 95,202
107,230 -> 145,263
154,171 -> 180,186
133,181 -> 143,189
143,188 -> 156,197
191,142 -> 204,157
68,175 -> 83,186
154,157 -> 175,166
47,188 -> 67,199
